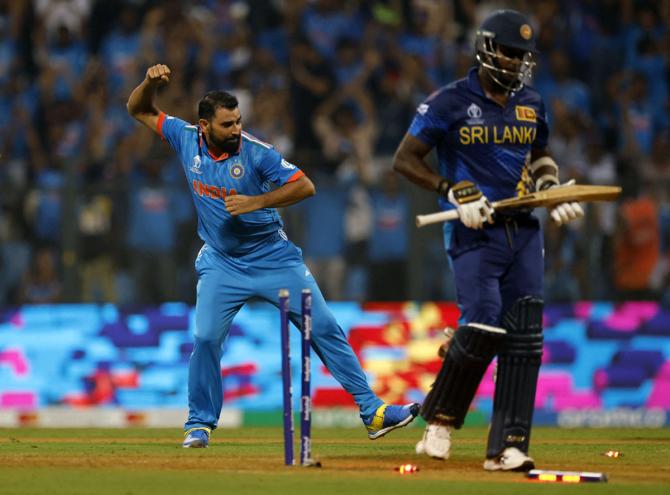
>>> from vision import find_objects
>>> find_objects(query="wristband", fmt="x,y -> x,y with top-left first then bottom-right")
436,179 -> 452,197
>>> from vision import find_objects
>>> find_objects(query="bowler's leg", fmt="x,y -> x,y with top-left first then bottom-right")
261,265 -> 382,417
185,250 -> 248,436
258,260 -> 418,438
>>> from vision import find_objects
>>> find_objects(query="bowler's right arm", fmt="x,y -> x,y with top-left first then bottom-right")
126,64 -> 171,134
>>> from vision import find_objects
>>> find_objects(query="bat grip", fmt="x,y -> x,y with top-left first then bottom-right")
415,209 -> 460,227
415,200 -> 503,227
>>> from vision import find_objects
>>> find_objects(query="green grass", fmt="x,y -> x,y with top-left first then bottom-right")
1,427 -> 669,494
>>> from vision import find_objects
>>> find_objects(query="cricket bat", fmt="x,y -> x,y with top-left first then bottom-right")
415,184 -> 622,228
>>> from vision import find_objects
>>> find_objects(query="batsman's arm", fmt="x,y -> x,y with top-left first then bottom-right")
530,147 -> 584,225
126,64 -> 171,133
224,176 -> 316,216
392,133 -> 445,192
529,147 -> 560,191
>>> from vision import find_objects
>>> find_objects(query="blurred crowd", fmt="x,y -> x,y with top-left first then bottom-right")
0,0 -> 669,305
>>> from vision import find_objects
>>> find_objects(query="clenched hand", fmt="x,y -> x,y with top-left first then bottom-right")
146,64 -> 171,86
224,194 -> 264,216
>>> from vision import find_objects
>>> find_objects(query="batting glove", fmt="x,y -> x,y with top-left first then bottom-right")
445,180 -> 494,229
541,179 -> 585,225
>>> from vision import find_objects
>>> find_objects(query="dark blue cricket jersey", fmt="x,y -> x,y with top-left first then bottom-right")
409,67 -> 548,211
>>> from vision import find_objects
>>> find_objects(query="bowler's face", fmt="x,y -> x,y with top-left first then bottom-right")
201,107 -> 242,153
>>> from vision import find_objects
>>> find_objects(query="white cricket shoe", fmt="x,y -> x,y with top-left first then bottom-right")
483,447 -> 535,472
415,424 -> 452,460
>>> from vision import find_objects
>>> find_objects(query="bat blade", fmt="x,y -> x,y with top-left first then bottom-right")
493,185 -> 622,210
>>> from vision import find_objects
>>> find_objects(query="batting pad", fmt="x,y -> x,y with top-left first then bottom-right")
487,297 -> 544,458
421,324 -> 506,428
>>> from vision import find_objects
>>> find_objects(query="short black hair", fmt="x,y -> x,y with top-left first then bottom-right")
198,91 -> 238,120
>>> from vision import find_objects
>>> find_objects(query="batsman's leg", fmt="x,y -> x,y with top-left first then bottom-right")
484,219 -> 544,470
425,222 -> 512,458
418,324 -> 506,459
484,296 -> 543,471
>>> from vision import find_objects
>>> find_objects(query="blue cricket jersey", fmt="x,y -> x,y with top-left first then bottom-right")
157,112 -> 304,257
408,67 -> 549,211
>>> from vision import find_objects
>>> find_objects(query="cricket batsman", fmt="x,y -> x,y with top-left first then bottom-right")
127,65 -> 419,448
392,10 -> 583,470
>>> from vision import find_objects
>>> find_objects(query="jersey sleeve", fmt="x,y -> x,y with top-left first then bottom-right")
256,147 -> 305,186
408,94 -> 450,147
533,99 -> 549,149
156,112 -> 190,154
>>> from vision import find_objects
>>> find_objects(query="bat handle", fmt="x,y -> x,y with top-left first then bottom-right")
415,200 -> 503,228
415,209 -> 460,227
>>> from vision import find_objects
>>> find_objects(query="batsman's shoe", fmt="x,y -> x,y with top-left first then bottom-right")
416,423 -> 452,460
483,447 -> 535,472
365,402 -> 420,439
182,427 -> 210,448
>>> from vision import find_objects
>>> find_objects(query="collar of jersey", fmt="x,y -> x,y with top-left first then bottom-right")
198,129 -> 242,162
467,67 -> 486,97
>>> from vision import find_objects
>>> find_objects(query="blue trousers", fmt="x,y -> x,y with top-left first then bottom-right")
445,214 -> 544,326
185,238 -> 382,431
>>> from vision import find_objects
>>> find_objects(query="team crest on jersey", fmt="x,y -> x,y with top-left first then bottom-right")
190,155 -> 202,174
229,162 -> 245,179
515,106 -> 537,122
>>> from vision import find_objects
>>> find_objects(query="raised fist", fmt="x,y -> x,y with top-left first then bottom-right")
146,64 -> 171,86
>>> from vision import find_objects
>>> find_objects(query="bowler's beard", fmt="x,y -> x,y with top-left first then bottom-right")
208,134 -> 240,154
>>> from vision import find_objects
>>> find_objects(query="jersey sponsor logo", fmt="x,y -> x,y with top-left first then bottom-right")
515,106 -> 537,122
229,162 -> 245,179
459,125 -> 536,145
190,155 -> 202,174
281,159 -> 296,170
192,179 -> 237,200
417,103 -> 429,115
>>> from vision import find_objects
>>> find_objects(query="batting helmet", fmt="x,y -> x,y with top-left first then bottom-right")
475,10 -> 538,92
